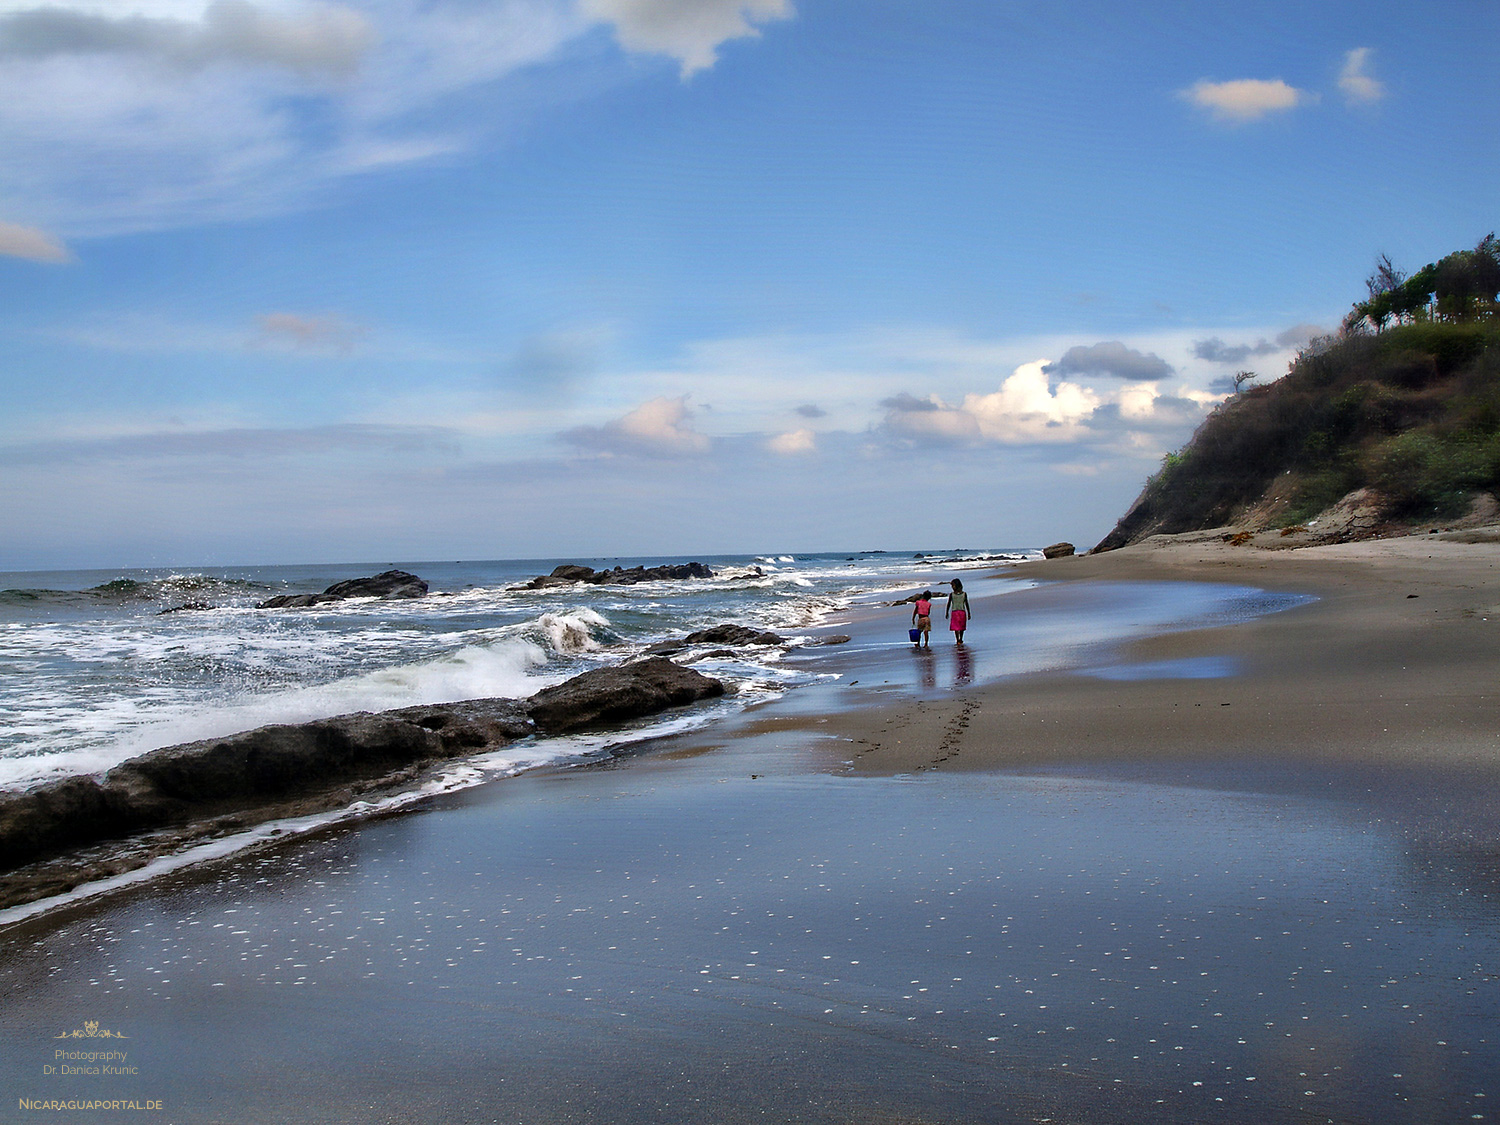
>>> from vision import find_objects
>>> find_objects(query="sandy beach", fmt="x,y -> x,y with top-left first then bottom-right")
828,533 -> 1500,776
3,534 -> 1499,1124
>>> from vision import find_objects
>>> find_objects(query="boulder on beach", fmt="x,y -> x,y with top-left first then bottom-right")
526,657 -> 725,734
1042,542 -> 1076,559
258,569 -> 429,608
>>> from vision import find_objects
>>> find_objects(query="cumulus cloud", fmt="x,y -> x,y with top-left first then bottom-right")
256,311 -> 362,352
1043,341 -> 1173,381
580,0 -> 792,77
0,1 -> 375,76
882,393 -> 980,446
1181,77 -> 1309,123
1338,47 -> 1384,105
882,363 -> 1109,447
767,427 -> 814,455
0,219 -> 72,261
565,395 -> 711,457
961,361 -> 1101,444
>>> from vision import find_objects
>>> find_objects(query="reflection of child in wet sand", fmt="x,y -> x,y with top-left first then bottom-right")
947,578 -> 971,644
911,591 -> 933,648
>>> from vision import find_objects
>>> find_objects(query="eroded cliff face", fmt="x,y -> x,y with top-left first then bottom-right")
1092,323 -> 1500,552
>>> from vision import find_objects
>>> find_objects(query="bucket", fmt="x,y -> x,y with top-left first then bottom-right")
908,628 -> 922,643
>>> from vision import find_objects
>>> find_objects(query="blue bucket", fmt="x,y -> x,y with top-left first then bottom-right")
908,628 -> 922,643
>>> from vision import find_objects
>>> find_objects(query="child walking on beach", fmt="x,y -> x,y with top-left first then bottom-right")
947,578 -> 971,644
912,591 -> 934,648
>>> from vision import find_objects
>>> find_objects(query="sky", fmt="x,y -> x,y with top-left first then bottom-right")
1,0 -> 1496,569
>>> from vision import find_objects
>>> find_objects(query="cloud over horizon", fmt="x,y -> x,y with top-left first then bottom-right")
565,395 -> 712,457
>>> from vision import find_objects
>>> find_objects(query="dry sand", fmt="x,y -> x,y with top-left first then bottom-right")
825,532 -> 1500,780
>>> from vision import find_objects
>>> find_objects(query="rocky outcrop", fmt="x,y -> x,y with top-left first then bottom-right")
258,570 -> 429,608
516,562 -> 714,590
645,623 -> 787,656
526,657 -> 725,734
1042,542 -> 1076,559
0,701 -> 532,879
0,659 -> 726,900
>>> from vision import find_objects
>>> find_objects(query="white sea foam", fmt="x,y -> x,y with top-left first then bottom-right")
0,631 -> 572,790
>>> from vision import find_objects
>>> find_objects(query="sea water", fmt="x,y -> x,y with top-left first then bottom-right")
0,552 -> 1036,792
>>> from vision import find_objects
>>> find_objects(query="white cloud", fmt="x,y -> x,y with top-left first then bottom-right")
0,0 -> 795,237
580,0 -> 792,77
0,219 -> 72,261
767,427 -> 815,455
1338,47 -> 1384,106
961,361 -> 1101,444
566,394 -> 711,456
1181,77 -> 1310,123
1114,382 -> 1159,421
0,1 -> 376,76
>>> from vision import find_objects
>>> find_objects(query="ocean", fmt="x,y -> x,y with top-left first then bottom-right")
0,551 -> 1032,795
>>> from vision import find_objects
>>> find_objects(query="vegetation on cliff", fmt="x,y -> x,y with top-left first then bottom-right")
1095,235 -> 1500,551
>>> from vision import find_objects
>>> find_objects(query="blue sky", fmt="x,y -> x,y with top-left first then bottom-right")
1,0 -> 1496,569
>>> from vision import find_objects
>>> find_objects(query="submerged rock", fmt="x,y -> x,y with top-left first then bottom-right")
257,569 -> 429,609
526,657 -> 725,734
644,623 -> 787,656
682,624 -> 784,646
515,562 -> 714,590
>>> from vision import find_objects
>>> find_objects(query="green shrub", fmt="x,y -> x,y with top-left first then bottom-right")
1362,432 -> 1500,516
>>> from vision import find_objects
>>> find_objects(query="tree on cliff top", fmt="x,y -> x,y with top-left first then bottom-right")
1347,234 -> 1500,332
1094,233 -> 1500,551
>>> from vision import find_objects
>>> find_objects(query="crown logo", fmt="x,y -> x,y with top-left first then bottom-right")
55,1019 -> 128,1039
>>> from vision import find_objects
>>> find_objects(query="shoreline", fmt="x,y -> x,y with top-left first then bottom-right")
4,533 -> 1499,1123
821,533 -> 1500,777
5,532 -> 1497,927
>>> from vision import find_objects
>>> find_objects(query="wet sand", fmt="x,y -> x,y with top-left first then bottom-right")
3,534 -> 1499,1124
827,534 -> 1500,777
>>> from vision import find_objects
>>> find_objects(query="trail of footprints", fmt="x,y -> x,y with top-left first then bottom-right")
854,696 -> 981,768
930,696 -> 979,765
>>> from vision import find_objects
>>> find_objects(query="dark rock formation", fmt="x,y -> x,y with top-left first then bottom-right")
1042,542 -> 1076,559
157,601 -> 213,615
0,657 -> 731,904
526,657 -> 725,734
0,701 -> 532,878
644,623 -> 786,656
516,562 -> 714,590
683,624 -> 784,646
258,570 -> 428,609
